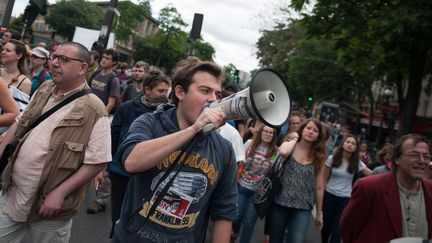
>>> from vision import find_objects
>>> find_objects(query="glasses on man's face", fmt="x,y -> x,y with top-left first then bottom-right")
402,152 -> 432,163
49,53 -> 84,64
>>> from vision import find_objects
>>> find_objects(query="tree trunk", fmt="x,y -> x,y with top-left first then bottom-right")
397,48 -> 428,136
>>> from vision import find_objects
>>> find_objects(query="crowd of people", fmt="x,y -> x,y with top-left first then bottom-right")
0,29 -> 430,243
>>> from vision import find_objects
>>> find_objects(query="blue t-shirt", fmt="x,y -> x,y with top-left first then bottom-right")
112,105 -> 238,243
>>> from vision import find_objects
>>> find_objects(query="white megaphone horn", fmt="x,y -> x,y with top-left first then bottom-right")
202,68 -> 291,132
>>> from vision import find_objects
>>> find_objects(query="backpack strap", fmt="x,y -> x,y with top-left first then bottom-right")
87,70 -> 100,86
38,69 -> 48,87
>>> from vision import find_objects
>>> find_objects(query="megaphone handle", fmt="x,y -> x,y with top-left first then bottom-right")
201,123 -> 215,133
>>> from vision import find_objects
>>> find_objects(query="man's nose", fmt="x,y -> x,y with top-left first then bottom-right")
208,92 -> 218,102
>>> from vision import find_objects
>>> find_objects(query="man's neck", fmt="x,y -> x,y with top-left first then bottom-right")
397,171 -> 421,192
101,67 -> 113,75
176,107 -> 190,130
55,80 -> 85,94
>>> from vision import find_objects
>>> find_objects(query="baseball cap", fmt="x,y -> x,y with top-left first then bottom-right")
32,47 -> 49,59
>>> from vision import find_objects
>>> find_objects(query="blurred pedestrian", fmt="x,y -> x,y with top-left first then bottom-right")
372,144 -> 394,175
1,39 -> 31,96
321,134 -> 372,243
119,61 -> 149,103
29,47 -> 52,97
0,78 -> 19,134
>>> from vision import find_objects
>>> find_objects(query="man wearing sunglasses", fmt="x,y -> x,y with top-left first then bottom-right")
0,42 -> 111,242
29,47 -> 52,97
341,133 -> 432,242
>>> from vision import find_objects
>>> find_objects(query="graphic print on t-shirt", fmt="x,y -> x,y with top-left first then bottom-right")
139,171 -> 208,229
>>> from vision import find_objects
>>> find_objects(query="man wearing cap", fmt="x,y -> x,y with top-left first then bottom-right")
29,47 -> 52,97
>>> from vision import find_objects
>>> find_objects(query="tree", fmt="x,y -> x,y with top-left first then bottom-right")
256,21 -> 362,107
45,0 -> 104,40
114,0 -> 152,44
133,6 -> 216,73
289,0 -> 432,135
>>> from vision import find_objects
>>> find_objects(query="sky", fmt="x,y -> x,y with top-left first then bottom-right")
12,0 -> 287,72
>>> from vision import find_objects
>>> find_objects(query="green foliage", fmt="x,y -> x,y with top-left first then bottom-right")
114,0 -> 152,44
291,0 -> 432,134
9,15 -> 24,33
158,6 -> 187,32
256,21 -> 361,106
45,0 -> 103,40
133,6 -> 215,74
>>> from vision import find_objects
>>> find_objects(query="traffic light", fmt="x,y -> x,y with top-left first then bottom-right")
308,97 -> 313,102
233,69 -> 239,82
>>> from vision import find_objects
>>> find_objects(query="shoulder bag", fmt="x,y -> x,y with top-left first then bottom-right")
253,155 -> 285,219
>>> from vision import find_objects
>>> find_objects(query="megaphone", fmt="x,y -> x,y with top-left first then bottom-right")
204,68 -> 291,131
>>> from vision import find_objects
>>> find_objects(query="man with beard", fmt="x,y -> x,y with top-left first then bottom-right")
120,61 -> 149,103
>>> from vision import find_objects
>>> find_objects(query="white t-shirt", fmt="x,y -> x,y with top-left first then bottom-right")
218,123 -> 245,163
325,155 -> 366,197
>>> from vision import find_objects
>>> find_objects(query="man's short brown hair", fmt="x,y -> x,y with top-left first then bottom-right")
170,56 -> 222,106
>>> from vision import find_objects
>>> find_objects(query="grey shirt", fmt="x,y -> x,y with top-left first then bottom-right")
398,182 -> 428,239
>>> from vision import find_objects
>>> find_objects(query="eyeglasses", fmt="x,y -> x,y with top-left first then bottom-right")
49,53 -> 85,64
402,152 -> 432,163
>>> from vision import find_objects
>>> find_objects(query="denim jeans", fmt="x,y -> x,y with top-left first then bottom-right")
268,203 -> 311,243
321,191 -> 349,243
232,185 -> 259,243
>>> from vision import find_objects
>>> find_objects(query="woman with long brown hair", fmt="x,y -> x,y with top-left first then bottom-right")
232,125 -> 278,243
1,39 -> 31,96
321,134 -> 372,243
269,118 -> 326,243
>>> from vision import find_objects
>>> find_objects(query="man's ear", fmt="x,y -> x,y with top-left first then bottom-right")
79,62 -> 89,76
174,85 -> 185,101
144,86 -> 150,94
394,157 -> 400,166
